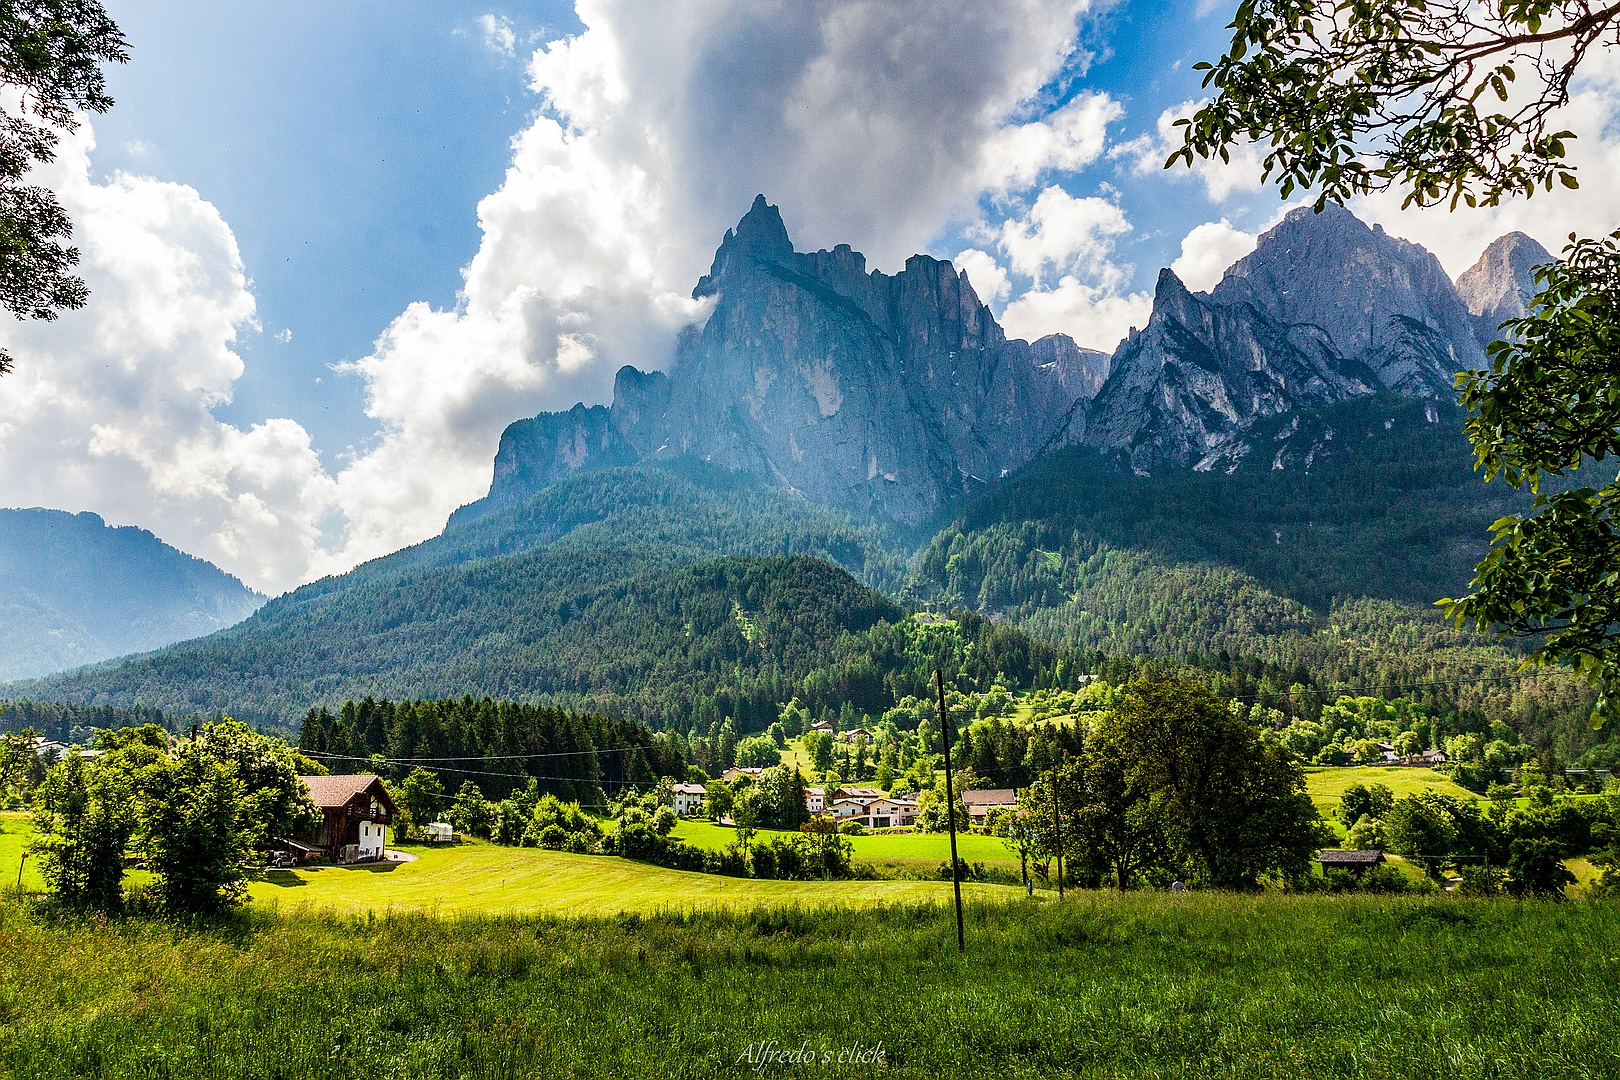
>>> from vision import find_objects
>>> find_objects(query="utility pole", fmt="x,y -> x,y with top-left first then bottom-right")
1052,774 -> 1064,900
936,668 -> 964,952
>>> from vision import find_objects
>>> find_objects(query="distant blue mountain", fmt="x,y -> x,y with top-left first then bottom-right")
0,508 -> 265,681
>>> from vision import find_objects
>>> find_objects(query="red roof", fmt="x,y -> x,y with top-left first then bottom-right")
299,773 -> 394,812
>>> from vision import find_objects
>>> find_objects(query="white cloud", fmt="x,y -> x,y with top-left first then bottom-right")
1169,218 -> 1258,292
0,0 -> 1118,592
1119,100 -> 1265,203
955,248 -> 1011,305
1000,276 -> 1150,353
478,14 -> 517,57
0,124 -> 341,593
1352,54 -> 1620,276
996,185 -> 1131,286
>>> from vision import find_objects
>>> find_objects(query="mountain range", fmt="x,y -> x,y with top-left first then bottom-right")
0,508 -> 264,681
8,199 -> 1587,756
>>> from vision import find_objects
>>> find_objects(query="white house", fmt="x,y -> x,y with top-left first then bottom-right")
670,782 -> 707,817
805,787 -> 826,813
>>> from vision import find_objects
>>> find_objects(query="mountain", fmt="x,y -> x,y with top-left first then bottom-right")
1081,204 -> 1484,472
458,195 -> 1105,526
1455,231 -> 1554,348
0,508 -> 264,681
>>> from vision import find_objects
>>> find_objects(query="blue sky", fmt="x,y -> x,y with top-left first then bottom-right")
3,0 -> 1612,592
91,0 -> 1246,458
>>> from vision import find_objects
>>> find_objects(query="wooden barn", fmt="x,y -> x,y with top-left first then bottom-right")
296,774 -> 397,863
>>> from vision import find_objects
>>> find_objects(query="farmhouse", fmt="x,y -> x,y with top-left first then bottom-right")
805,787 -> 825,813
1317,849 -> 1385,873
296,773 -> 396,863
722,766 -> 766,783
839,727 -> 874,741
962,788 -> 1018,826
809,720 -> 835,733
826,794 -> 919,828
670,782 -> 707,816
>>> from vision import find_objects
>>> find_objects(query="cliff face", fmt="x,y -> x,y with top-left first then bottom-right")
1455,231 -> 1553,347
466,195 -> 1528,520
467,195 -> 1096,524
1082,205 -> 1490,472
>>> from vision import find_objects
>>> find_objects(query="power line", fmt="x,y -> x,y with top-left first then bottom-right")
303,744 -> 654,764
1228,669 -> 1572,703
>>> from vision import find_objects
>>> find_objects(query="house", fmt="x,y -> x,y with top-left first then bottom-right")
670,782 -> 707,816
830,786 -> 885,802
29,738 -> 68,760
1317,849 -> 1385,873
805,787 -> 825,814
828,798 -> 868,822
721,766 -> 766,784
840,727 -> 874,742
961,788 -> 1019,826
809,720 -> 835,733
296,774 -> 397,863
1378,742 -> 1399,763
861,796 -> 918,828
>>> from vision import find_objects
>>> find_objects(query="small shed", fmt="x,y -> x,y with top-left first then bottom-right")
1318,849 -> 1385,873
424,821 -> 454,843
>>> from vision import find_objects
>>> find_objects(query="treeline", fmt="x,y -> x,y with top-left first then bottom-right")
0,700 -> 172,745
297,696 -> 684,802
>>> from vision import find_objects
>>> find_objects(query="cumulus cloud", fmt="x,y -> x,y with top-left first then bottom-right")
996,185 -> 1132,286
1118,99 -> 1265,203
955,248 -> 1011,305
0,124 -> 341,593
999,276 -> 1150,353
1170,218 -> 1258,291
1352,53 -> 1620,276
1,0 -> 1123,591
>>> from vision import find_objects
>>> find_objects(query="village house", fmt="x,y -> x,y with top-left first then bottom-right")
826,793 -> 919,828
669,781 -> 707,817
809,720 -> 835,733
830,786 -> 885,802
962,788 -> 1018,826
805,787 -> 825,813
721,766 -> 766,783
839,727 -> 873,742
295,774 -> 397,863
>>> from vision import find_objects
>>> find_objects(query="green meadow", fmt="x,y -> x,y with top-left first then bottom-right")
2,890 -> 1618,1079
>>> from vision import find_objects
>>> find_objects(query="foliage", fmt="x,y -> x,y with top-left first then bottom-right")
732,734 -> 780,769
397,767 -> 445,838
136,741 -> 250,914
0,0 -> 128,375
1106,680 -> 1326,888
1505,835 -> 1579,899
1171,0 -> 1607,209
1337,782 -> 1395,829
1445,232 -> 1620,725
28,751 -> 132,910
447,780 -> 495,839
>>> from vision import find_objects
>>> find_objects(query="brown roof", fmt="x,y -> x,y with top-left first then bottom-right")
1318,849 -> 1385,865
961,788 -> 1018,807
299,773 -> 394,811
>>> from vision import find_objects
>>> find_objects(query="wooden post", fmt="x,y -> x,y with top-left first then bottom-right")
16,850 -> 25,891
1053,774 -> 1065,899
936,668 -> 964,952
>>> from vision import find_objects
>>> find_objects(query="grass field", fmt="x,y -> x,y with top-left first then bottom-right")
672,818 -> 1021,869
2,814 -> 1019,916
2,891 -> 1618,1078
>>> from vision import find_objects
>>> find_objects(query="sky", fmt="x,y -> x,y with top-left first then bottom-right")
0,0 -> 1616,596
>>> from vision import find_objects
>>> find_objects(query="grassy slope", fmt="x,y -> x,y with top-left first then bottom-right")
243,840 -> 1016,916
2,894 -> 1618,1079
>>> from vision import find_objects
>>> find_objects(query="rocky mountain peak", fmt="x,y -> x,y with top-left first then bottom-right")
694,194 -> 795,297
1455,231 -> 1553,346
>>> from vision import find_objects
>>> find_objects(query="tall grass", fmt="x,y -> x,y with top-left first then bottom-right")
1,892 -> 1617,1078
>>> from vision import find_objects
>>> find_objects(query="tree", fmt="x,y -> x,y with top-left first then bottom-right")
1111,680 -> 1325,888
1061,735 -> 1167,893
1337,782 -> 1395,829
733,734 -> 780,769
30,751 -> 133,910
138,742 -> 251,914
398,767 -> 445,838
1172,0 -> 1613,209
0,1 -> 129,375
1505,834 -> 1577,898
0,727 -> 43,804
448,780 -> 495,839
1175,0 -> 1620,722
191,720 -> 318,848
1384,794 -> 1458,877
